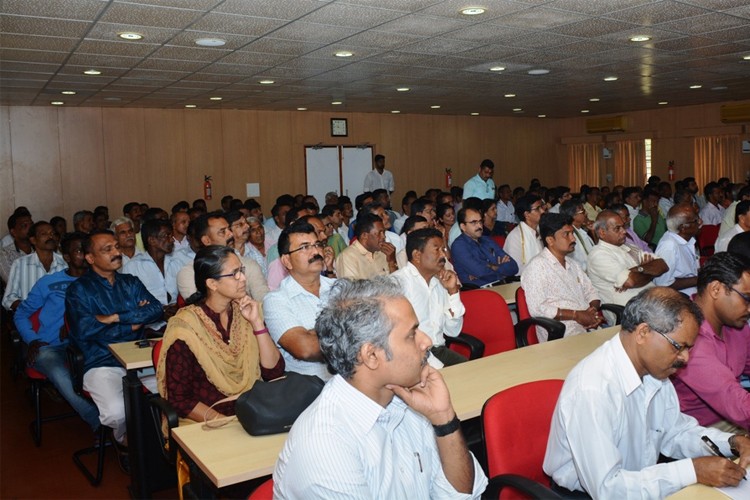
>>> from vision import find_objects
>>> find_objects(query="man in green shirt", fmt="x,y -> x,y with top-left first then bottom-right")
633,187 -> 667,248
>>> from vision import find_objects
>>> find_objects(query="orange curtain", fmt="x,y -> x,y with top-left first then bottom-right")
613,140 -> 645,186
567,143 -> 602,190
693,136 -> 743,188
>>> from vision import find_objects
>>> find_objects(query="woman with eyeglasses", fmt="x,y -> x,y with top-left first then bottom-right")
156,245 -> 283,422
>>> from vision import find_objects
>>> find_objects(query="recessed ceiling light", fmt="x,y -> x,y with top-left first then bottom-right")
103,97 -> 121,101
461,7 -> 485,15
209,96 -> 222,101
61,91 -> 76,95
331,101 -> 342,105
538,114 -> 546,118
603,76 -> 618,81
470,112 -> 479,116
51,101 -> 64,106
512,108 -> 522,112
335,51 -> 353,57
711,86 -> 728,91
195,37 -> 226,47
504,93 -> 516,98
689,84 -> 702,89
490,66 -> 506,72
743,55 -> 750,60
396,87 -> 410,92
185,104 -> 197,108
581,109 -> 590,113
391,110 -> 400,114
629,35 -> 651,42
118,32 -> 143,40
589,97 -> 600,102
658,101 -> 668,105
258,79 -> 275,85
83,69 -> 101,75
297,107 -> 308,111
430,105 -> 441,109
528,69 -> 550,75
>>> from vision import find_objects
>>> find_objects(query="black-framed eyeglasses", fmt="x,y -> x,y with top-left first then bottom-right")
729,287 -> 750,305
652,327 -> 692,354
213,266 -> 245,280
287,241 -> 326,255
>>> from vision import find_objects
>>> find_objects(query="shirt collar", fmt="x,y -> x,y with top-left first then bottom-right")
329,375 -> 407,434
612,334 -> 644,396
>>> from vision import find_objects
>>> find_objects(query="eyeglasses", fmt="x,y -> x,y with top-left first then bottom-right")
652,327 -> 692,354
287,241 -> 326,255
729,287 -> 750,305
681,219 -> 699,227
464,219 -> 483,225
214,266 -> 245,280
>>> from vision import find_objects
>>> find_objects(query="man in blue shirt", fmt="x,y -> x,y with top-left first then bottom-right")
451,207 -> 518,287
461,159 -> 495,200
66,230 -> 162,444
14,231 -> 100,432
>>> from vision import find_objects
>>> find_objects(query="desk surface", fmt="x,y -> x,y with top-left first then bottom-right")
172,326 -> 620,488
486,281 -> 521,304
667,483 -> 730,499
109,339 -> 157,370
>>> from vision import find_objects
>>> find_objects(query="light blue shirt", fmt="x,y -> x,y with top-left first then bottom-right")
122,251 -> 176,329
462,174 -> 495,200
274,374 -> 487,499
165,247 -> 194,301
2,252 -> 67,310
263,275 -> 336,380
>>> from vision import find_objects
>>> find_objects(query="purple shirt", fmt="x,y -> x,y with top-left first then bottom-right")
625,227 -> 651,253
672,319 -> 750,428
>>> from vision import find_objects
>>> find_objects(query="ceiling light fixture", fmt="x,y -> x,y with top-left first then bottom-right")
396,87 -> 410,92
258,79 -> 275,85
118,32 -> 143,40
103,97 -> 121,101
83,69 -> 101,75
743,55 -> 750,60
538,114 -> 546,118
490,66 -> 505,72
297,107 -> 308,111
391,110 -> 400,114
658,101 -> 668,105
711,86 -> 728,91
512,108 -> 522,112
195,38 -> 226,47
689,84 -> 702,89
581,109 -> 590,113
504,93 -> 515,98
589,97 -> 600,102
603,76 -> 618,81
61,91 -> 76,95
51,101 -> 64,106
470,112 -> 479,116
461,7 -> 486,15
629,35 -> 651,42
528,69 -> 550,75
331,101 -> 342,105
335,51 -> 353,57
209,96 -> 222,101
430,105 -> 441,109
185,104 -> 196,108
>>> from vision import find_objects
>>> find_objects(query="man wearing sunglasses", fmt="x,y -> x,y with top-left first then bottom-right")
544,287 -> 750,499
673,252 -> 750,434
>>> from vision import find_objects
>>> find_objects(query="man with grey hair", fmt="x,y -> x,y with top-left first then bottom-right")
274,277 -> 488,499
73,210 -> 94,234
110,216 -> 142,268
653,203 -> 700,296
544,287 -> 750,499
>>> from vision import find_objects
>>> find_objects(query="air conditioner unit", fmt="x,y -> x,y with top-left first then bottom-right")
586,115 -> 627,134
720,103 -> 750,124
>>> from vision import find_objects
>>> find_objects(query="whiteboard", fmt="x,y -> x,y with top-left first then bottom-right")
305,147 -> 340,208
342,146 -> 373,198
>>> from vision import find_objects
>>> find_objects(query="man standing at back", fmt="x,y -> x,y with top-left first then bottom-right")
462,159 -> 495,200
364,154 -> 395,194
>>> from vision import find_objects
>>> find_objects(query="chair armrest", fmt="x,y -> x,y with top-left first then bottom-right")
500,275 -> 521,284
148,395 -> 180,464
514,317 -> 566,348
484,474 -> 562,499
600,303 -> 624,325
65,344 -> 86,394
460,283 -> 479,291
9,328 -> 24,378
445,333 -> 485,360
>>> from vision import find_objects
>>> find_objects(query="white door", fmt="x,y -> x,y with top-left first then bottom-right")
342,146 -> 373,198
305,146 -> 340,208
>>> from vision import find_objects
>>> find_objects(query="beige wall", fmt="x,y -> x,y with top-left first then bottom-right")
1,101 -> 748,228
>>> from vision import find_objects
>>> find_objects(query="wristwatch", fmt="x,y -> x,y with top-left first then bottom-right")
730,434 -> 747,456
637,266 -> 644,273
433,414 -> 461,437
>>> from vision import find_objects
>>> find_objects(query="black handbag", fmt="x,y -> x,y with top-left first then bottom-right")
234,372 -> 325,436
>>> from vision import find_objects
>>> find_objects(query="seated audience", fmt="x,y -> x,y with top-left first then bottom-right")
73,210 -> 95,234
611,203 -> 652,253
335,213 -> 397,279
435,203 -> 455,248
336,196 -> 353,244
559,200 -> 595,272
715,199 -> 750,253
653,204 -> 700,296
170,210 -> 190,253
699,182 -> 725,225
448,197 -> 481,246
658,181 -> 675,220
452,207 -> 517,287
393,228 -> 466,366
156,246 -> 283,421
481,198 -> 505,237
265,201 -> 293,248
728,231 -> 750,259
50,216 -> 67,242
0,211 -> 34,285
673,252 -> 750,433
503,194 -> 545,275
122,202 -> 145,252
268,215 -> 334,290
320,205 -> 347,257
633,187 -> 667,247
521,213 -> 602,342
110,217 -> 142,268
274,277 -> 488,498
719,185 -> 750,237
622,187 -> 641,228
544,287 -> 750,498
582,186 -> 602,222
244,216 -> 268,277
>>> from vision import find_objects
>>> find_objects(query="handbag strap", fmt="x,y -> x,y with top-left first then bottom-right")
201,394 -> 239,430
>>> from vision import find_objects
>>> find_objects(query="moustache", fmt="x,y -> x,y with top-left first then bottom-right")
308,254 -> 325,264
672,360 -> 687,369
422,353 -> 429,367
45,239 -> 57,245
111,255 -> 122,263
226,237 -> 235,247
438,257 -> 446,265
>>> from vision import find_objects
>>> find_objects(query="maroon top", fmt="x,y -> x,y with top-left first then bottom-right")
166,303 -> 285,418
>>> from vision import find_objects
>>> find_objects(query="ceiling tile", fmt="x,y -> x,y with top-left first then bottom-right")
1,0 -> 106,20
85,22 -> 181,43
0,48 -> 69,64
1,15 -> 91,37
658,12 -> 749,35
188,13 -> 286,36
398,37 -> 482,55
492,6 -> 588,29
149,45 -> 229,62
135,58 -> 206,72
99,3 -> 204,28
548,0 -> 657,16
551,17 -> 638,37
0,34 -> 79,52
164,30 -> 253,49
67,53 -> 144,68
376,14 -> 469,37
337,0 -> 440,12
605,1 -> 709,25
241,37 -> 325,56
300,2 -> 405,28
264,21 -> 360,43
117,0 -> 221,9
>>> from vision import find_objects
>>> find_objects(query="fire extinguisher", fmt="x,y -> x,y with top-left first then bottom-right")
445,168 -> 453,189
668,161 -> 675,181
203,175 -> 213,201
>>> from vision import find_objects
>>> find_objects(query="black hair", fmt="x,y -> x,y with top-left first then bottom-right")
223,210 -> 245,226
141,219 -> 172,252
189,245 -> 235,304
271,202 -> 293,218
728,232 -> 750,260
409,197 -> 433,217
697,252 -> 750,295
735,200 -> 750,223
515,194 -> 542,222
221,195 -> 234,206
355,213 -> 382,238
123,202 -> 140,215
355,192 -> 374,210
171,201 -> 190,214
60,231 -> 87,255
191,212 -> 226,247
278,221 -> 317,255
480,159 -> 494,169
436,203 -> 454,221
401,215 -> 427,235
559,199 -> 583,219
82,229 -> 115,255
337,196 -> 352,212
374,154 -> 385,162
7,212 -> 30,232
29,220 -> 51,239
539,213 -> 573,247
321,204 -> 340,218
229,199 -> 244,211
405,228 -> 443,262
244,199 -> 261,211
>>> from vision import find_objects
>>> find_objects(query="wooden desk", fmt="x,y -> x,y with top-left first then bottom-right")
172,326 -> 620,488
109,338 -> 157,370
667,483 -> 728,499
487,281 -> 521,305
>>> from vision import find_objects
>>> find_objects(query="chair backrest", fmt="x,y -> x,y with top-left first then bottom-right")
514,287 -> 538,347
482,379 -> 565,490
459,289 -> 516,356
29,309 -> 41,333
698,224 -> 719,256
491,234 -> 506,248
176,294 -> 186,308
247,478 -> 273,500
152,339 -> 163,370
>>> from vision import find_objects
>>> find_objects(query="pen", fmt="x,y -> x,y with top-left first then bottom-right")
702,435 -> 747,481
414,452 -> 423,473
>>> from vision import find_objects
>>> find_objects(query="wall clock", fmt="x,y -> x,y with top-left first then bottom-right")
331,118 -> 348,137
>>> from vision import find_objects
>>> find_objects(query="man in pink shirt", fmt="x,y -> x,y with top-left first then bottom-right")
673,252 -> 750,433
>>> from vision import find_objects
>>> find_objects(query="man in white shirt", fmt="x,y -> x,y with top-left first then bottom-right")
719,185 -> 750,238
653,204 -> 700,296
658,181 -> 675,218
393,228 -> 466,366
265,201 -> 293,248
263,222 -> 335,381
715,200 -> 750,253
586,210 -> 668,306
559,200 -> 595,272
699,182 -> 725,226
622,186 -> 641,229
462,159 -> 495,200
521,213 -> 602,342
503,194 -> 545,275
495,184 -> 516,231
544,287 -> 750,499
363,154 -> 395,193
170,210 -> 190,253
110,217 -> 142,268
274,277 -> 487,499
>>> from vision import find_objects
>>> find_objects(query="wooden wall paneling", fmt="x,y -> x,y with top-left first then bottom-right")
58,107 -> 106,219
379,114 -> 411,196
221,109 -> 260,206
102,108 -> 146,217
184,110 -> 223,211
255,111 -> 296,205
404,114 -> 441,194
0,106 -> 14,228
429,115 -> 462,193
143,109 -> 186,211
9,106 -> 63,221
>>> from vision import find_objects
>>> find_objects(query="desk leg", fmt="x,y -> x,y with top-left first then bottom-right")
123,371 -> 150,499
